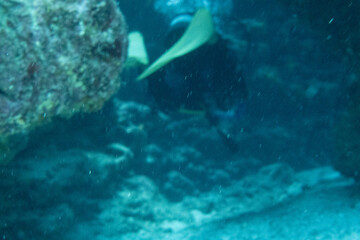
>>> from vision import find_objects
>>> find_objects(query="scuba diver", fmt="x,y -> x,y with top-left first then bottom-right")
128,8 -> 248,152
148,14 -> 247,120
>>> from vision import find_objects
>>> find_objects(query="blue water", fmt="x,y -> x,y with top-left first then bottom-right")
1,0 -> 360,239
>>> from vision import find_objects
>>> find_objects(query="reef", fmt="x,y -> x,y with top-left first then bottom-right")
277,0 -> 360,64
277,0 -> 360,181
0,0 -> 128,162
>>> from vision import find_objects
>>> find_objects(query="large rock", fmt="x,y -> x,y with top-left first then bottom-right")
277,0 -> 360,62
276,0 -> 360,181
0,0 -> 128,162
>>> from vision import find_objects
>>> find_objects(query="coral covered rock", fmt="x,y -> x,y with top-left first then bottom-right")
334,84 -> 360,181
0,0 -> 127,162
277,0 -> 360,62
277,0 -> 360,181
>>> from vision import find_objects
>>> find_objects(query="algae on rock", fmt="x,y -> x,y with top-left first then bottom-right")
0,0 -> 128,162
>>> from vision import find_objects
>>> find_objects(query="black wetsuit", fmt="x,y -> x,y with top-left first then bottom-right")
148,36 -> 247,116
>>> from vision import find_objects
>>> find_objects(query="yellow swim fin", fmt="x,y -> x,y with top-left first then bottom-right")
125,31 -> 149,68
137,8 -> 215,80
178,107 -> 206,117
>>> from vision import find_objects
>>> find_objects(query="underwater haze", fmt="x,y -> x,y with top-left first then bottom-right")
1,0 -> 360,239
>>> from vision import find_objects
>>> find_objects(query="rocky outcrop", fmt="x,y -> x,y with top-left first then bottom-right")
0,0 -> 128,162
277,0 -> 360,181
